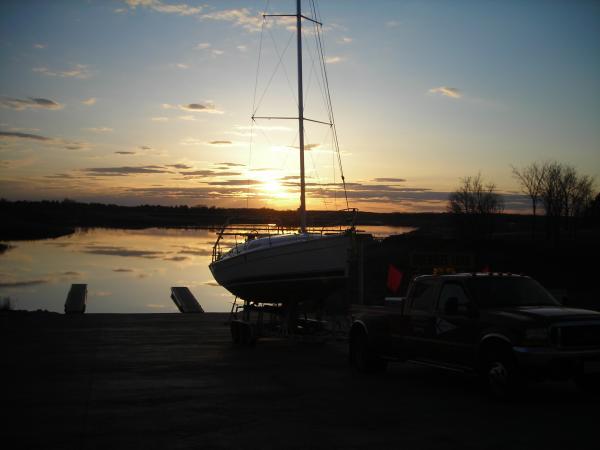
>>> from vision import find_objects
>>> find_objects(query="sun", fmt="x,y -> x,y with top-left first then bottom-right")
252,170 -> 292,200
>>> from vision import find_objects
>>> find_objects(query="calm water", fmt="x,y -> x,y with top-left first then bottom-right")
0,225 -> 414,313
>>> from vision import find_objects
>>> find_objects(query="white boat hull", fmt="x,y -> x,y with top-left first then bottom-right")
209,233 -> 356,303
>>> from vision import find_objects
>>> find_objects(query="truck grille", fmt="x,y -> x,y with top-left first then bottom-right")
554,323 -> 600,348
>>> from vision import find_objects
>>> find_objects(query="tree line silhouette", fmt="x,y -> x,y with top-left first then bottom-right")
448,161 -> 598,243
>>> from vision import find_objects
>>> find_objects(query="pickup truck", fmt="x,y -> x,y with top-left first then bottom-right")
349,273 -> 600,396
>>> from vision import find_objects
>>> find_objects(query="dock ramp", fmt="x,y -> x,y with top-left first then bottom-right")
170,287 -> 204,313
64,284 -> 87,314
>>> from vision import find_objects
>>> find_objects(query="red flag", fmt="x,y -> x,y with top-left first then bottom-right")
387,264 -> 403,294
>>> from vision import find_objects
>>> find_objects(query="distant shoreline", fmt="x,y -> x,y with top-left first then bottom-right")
0,199 -> 536,241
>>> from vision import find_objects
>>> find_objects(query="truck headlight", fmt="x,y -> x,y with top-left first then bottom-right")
523,327 -> 549,346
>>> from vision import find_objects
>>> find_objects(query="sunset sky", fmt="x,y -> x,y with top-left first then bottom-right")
1,0 -> 599,213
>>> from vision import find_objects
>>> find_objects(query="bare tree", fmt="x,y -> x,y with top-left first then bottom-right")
540,161 -> 596,242
448,173 -> 504,239
511,162 -> 547,238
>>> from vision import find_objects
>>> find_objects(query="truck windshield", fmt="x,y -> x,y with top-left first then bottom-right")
466,277 -> 560,308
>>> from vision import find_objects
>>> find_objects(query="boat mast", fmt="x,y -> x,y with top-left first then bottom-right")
296,0 -> 307,233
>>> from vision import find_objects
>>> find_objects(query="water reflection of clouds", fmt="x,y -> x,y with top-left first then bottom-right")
0,270 -> 84,287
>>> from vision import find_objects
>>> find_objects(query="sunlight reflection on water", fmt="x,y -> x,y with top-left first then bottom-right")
0,225 -> 414,313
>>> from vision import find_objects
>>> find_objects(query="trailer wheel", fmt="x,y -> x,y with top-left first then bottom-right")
350,329 -> 387,374
230,321 -> 241,344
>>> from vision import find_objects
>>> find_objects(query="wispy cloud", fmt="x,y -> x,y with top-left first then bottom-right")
82,97 -> 97,105
201,8 -> 263,33
115,151 -> 136,155
373,177 -> 406,183
428,86 -> 462,99
0,131 -> 51,142
325,56 -> 344,64
163,102 -> 223,114
195,42 -> 211,50
151,116 -> 169,122
84,127 -> 113,133
386,20 -> 400,28
167,163 -> 193,169
0,97 -> 63,111
339,37 -> 353,44
208,140 -> 232,145
83,165 -> 174,176
124,0 -> 202,16
0,130 -> 89,150
33,64 -> 91,79
33,43 -> 47,49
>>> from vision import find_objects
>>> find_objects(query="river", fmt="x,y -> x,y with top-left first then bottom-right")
0,225 -> 414,313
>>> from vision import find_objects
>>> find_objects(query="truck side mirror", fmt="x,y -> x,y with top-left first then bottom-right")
444,297 -> 458,315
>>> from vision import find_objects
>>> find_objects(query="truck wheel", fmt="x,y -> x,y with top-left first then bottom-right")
350,331 -> 387,374
482,350 -> 520,399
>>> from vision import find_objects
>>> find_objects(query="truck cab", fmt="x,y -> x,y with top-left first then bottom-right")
350,273 -> 600,396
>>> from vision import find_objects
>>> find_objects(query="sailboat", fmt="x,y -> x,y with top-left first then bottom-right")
209,0 -> 372,305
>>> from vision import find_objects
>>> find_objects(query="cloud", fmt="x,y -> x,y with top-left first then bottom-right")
175,63 -> 189,69
0,278 -> 50,287
164,255 -> 189,262
139,146 -> 152,150
181,103 -> 222,113
82,245 -> 164,258
428,86 -> 462,99
212,49 -> 224,56
0,131 -> 51,142
151,117 -> 169,122
167,163 -> 193,169
325,56 -> 344,64
208,179 -> 261,186
33,64 -> 91,79
195,42 -> 211,50
124,0 -> 202,16
340,37 -> 352,44
85,127 -> 113,133
163,102 -> 223,114
209,140 -> 232,145
218,162 -> 245,167
115,151 -> 136,155
0,97 -> 63,111
373,178 -> 406,183
386,20 -> 400,28
177,246 -> 212,256
83,165 -> 173,176
0,130 -> 89,151
201,8 -> 263,33
180,169 -> 218,177
146,303 -> 167,309
237,45 -> 247,52
33,43 -> 47,49
82,97 -> 97,105
113,268 -> 134,272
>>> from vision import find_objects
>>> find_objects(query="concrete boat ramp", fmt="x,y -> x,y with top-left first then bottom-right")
2,313 -> 597,450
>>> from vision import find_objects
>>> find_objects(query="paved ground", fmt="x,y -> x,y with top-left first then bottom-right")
1,312 -> 597,450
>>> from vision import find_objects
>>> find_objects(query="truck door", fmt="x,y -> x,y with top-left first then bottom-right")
399,279 -> 439,359
431,281 -> 479,366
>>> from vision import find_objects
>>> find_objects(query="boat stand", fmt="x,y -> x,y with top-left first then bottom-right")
228,297 -> 350,345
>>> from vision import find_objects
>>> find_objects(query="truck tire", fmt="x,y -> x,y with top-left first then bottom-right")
350,330 -> 387,374
481,349 -> 521,399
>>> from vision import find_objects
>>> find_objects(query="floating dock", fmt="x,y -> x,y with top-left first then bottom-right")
64,284 -> 87,314
170,287 -> 204,313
